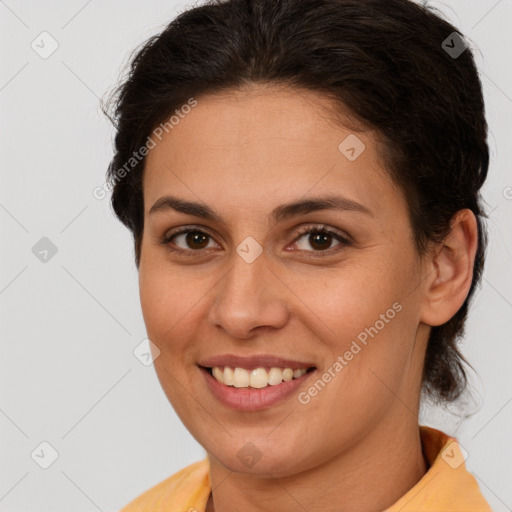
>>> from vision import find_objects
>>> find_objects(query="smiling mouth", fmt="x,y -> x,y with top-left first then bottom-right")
201,365 -> 316,389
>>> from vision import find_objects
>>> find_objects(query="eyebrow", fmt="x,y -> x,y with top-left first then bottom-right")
148,194 -> 373,224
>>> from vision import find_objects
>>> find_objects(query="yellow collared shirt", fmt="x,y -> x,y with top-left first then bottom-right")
119,426 -> 491,511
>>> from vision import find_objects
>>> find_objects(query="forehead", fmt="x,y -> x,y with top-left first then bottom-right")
146,84 -> 371,157
142,85 -> 396,216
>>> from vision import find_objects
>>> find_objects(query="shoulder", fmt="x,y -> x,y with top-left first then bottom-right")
119,457 -> 211,512
385,426 -> 492,511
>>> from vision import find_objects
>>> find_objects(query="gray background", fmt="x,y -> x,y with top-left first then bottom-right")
0,0 -> 511,510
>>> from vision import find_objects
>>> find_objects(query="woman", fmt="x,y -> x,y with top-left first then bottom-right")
103,0 -> 492,510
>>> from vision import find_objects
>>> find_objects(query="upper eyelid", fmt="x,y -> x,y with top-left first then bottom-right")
164,223 -> 347,238
163,223 -> 350,249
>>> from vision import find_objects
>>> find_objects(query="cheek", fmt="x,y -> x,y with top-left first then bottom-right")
139,264 -> 166,338
291,261 -> 403,342
293,254 -> 420,382
138,259 -> 211,355
139,260 -> 183,343
138,262 -> 206,410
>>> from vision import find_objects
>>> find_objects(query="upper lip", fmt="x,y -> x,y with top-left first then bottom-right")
198,354 -> 316,370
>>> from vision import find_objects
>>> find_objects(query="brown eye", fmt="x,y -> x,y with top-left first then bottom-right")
306,231 -> 334,250
162,228 -> 217,253
183,231 -> 210,249
293,227 -> 349,253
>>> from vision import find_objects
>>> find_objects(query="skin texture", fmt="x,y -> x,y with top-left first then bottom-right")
138,84 -> 478,512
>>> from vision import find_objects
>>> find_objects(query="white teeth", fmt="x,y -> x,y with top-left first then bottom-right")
212,367 -> 224,383
282,368 -> 294,381
223,366 -> 234,386
249,368 -> 268,388
233,367 -> 249,388
210,366 -> 311,388
293,368 -> 307,378
268,367 -> 283,385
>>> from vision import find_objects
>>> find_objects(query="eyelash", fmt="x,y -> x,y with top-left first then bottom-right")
160,224 -> 351,257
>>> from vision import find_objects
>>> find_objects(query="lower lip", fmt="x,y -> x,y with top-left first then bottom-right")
199,366 -> 316,411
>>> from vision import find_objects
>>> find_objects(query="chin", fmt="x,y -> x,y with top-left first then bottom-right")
205,437 -> 313,478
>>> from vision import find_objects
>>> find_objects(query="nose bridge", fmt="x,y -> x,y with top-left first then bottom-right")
208,245 -> 289,337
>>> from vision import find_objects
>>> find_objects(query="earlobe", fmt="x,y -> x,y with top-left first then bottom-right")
420,209 -> 478,327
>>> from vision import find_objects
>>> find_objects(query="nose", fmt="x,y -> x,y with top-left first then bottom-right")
208,249 -> 290,339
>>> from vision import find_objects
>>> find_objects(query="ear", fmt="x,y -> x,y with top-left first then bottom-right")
420,209 -> 478,327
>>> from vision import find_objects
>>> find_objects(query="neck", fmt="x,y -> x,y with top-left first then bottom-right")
206,417 -> 427,512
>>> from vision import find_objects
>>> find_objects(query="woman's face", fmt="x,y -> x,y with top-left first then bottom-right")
139,85 -> 431,476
